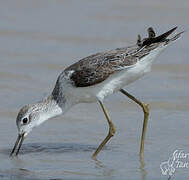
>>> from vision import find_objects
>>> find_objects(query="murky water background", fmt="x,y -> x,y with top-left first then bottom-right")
0,0 -> 189,179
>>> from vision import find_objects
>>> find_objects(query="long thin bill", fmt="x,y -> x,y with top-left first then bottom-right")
16,134 -> 24,156
10,134 -> 21,156
10,134 -> 24,156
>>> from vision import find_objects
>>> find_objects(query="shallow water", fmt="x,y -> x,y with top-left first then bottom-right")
0,0 -> 189,179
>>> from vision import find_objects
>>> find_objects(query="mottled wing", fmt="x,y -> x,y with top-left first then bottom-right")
69,65 -> 112,87
65,45 -> 147,87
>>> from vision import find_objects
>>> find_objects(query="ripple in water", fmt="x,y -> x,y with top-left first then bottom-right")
1,143 -> 110,155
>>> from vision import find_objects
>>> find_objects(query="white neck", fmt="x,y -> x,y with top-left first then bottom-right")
35,95 -> 71,126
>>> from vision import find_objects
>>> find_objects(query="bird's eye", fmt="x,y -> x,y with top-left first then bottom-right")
22,118 -> 28,124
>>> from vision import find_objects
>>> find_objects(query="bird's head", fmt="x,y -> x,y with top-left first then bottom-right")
16,104 -> 42,136
10,97 -> 63,156
10,104 -> 44,156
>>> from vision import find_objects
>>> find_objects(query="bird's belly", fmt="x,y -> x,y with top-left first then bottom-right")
95,58 -> 153,101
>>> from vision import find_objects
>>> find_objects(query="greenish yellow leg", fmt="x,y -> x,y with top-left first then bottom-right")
92,100 -> 116,159
120,89 -> 149,158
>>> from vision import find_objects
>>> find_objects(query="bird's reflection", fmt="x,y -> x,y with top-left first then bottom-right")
92,157 -> 116,177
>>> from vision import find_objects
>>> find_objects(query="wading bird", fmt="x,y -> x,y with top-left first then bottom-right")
10,27 -> 183,159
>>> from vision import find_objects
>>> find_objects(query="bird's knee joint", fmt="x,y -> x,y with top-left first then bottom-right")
143,103 -> 150,113
109,126 -> 116,136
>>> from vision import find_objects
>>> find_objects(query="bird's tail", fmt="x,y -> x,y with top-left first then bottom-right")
165,30 -> 185,44
138,27 -> 184,47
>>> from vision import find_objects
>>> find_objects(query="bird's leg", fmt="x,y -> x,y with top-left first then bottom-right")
92,100 -> 116,159
120,89 -> 149,158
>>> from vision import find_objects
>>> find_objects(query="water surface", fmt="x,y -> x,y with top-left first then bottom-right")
0,0 -> 189,179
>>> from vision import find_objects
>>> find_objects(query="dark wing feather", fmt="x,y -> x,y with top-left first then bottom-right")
65,45 -> 148,87
142,27 -> 177,46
